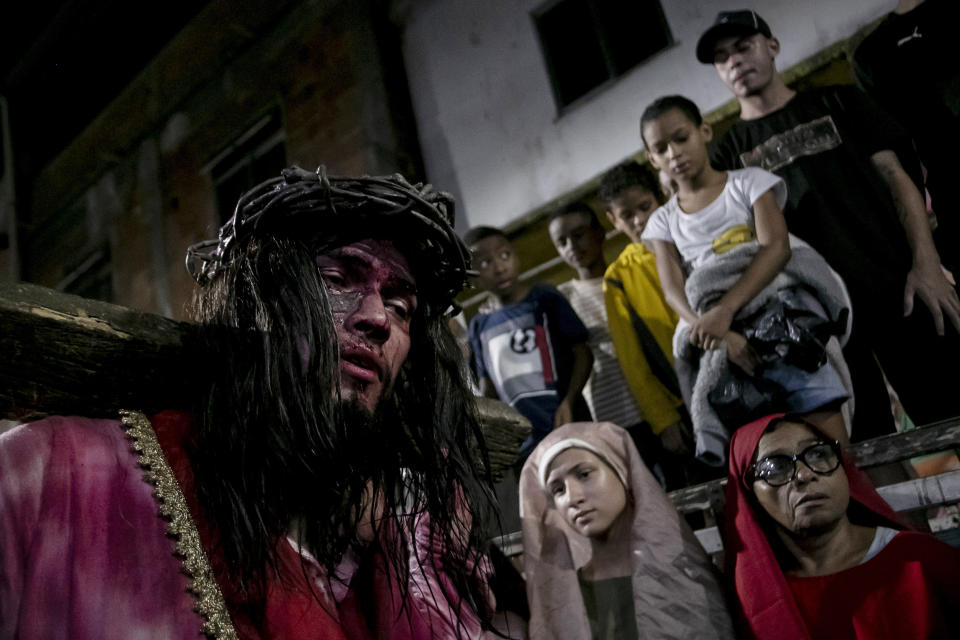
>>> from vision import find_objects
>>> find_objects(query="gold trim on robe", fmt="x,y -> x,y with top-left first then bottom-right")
120,409 -> 238,640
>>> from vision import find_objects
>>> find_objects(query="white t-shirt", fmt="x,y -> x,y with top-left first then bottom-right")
861,526 -> 900,564
641,167 -> 789,270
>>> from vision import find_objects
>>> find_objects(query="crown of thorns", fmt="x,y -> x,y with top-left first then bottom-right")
186,165 -> 472,315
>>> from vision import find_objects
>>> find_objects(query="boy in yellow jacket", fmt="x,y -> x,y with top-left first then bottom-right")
600,163 -> 691,465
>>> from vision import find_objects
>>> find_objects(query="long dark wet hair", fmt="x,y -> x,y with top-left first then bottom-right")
186,168 -> 503,635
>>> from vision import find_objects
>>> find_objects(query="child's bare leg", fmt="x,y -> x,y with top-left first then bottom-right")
803,408 -> 850,446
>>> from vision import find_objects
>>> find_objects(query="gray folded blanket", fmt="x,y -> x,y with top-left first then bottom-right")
674,239 -> 854,466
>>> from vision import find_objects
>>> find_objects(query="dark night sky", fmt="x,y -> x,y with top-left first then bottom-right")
1,1 -> 209,182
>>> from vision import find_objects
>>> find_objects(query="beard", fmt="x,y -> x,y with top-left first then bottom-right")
329,395 -> 401,475
288,387 -> 420,553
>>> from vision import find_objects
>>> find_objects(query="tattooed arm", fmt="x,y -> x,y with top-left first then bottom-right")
871,149 -> 960,335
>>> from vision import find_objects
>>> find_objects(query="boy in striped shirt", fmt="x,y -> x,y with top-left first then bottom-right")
548,202 -> 671,486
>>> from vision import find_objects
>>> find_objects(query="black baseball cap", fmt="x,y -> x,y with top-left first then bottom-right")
696,10 -> 772,64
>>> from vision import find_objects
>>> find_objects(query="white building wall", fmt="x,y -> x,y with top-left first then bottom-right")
401,0 -> 891,231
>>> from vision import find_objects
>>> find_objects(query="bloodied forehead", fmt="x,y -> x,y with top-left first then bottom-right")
318,239 -> 417,292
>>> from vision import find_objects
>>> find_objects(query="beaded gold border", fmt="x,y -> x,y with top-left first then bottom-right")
120,410 -> 238,639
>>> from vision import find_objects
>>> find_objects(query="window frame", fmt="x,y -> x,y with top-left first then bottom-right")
531,0 -> 673,112
205,108 -> 287,225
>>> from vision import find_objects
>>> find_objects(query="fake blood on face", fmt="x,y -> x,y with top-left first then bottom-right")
315,239 -> 418,411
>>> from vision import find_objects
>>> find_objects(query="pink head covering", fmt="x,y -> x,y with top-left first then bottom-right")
519,422 -> 734,639
724,414 -> 903,640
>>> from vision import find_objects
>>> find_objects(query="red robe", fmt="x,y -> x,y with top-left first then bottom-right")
0,410 -> 498,639
150,409 -> 349,639
725,413 -> 960,640
1,413 -> 207,639
788,531 -> 960,639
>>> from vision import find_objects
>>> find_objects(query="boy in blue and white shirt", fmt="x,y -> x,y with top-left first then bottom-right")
465,226 -> 593,459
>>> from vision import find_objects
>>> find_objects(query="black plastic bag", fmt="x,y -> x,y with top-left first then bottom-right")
708,368 -> 785,427
707,286 -> 848,423
740,287 -> 847,373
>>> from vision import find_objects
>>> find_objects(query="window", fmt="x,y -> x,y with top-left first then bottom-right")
533,0 -> 672,109
208,109 -> 286,224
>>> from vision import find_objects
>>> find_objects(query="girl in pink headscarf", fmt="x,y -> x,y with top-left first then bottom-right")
519,421 -> 733,640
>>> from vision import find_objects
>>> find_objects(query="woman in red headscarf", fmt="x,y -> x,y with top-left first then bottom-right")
725,413 -> 960,639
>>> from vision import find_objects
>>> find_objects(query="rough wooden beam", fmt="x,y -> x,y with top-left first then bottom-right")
1,281 -> 530,479
0,281 -> 200,419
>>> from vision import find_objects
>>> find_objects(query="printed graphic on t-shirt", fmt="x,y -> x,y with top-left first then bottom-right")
712,225 -> 756,255
510,327 -> 536,354
896,25 -> 922,47
484,315 -> 557,403
738,116 -> 843,171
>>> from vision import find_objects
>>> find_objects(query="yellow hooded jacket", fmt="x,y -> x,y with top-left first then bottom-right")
603,243 -> 683,434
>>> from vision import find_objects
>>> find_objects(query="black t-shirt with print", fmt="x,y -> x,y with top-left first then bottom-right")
710,85 -> 913,317
853,0 -> 960,209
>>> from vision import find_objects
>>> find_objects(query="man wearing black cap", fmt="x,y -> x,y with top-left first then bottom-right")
696,10 -> 960,439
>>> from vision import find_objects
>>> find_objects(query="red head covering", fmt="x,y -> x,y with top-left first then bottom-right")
724,414 -> 903,640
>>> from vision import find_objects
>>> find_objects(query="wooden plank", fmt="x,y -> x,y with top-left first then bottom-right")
475,397 -> 530,483
490,421 -> 960,557
670,477 -> 729,515
496,471 -> 960,557
876,469 -> 960,512
492,531 -> 524,558
668,418 -> 960,515
694,527 -> 723,555
850,419 -> 960,469
6,281 -> 958,528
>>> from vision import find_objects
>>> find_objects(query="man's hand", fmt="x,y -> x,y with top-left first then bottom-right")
725,331 -> 760,376
554,399 -> 574,429
904,260 -> 960,335
690,305 -> 734,351
659,421 -> 692,456
870,150 -> 960,335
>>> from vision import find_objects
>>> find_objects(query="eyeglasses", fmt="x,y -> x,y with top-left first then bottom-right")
750,441 -> 842,487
